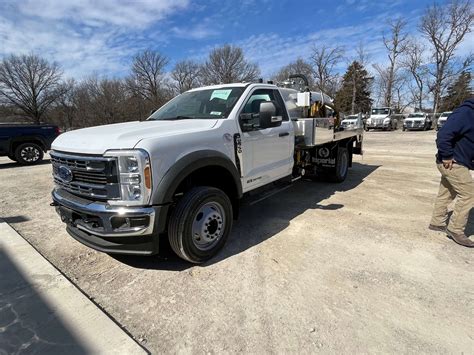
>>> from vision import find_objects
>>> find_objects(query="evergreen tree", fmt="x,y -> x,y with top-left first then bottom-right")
439,71 -> 473,111
335,61 -> 373,114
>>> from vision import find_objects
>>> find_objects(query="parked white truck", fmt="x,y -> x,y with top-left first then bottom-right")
365,107 -> 398,131
436,111 -> 452,130
402,112 -> 432,131
51,77 -> 363,263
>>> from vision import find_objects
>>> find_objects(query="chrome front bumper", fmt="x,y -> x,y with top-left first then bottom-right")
52,188 -> 155,237
366,123 -> 389,128
52,188 -> 165,255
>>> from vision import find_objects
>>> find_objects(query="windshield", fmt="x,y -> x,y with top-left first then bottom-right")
148,87 -> 245,120
346,115 -> 358,120
371,108 -> 390,115
408,113 -> 424,118
440,112 -> 451,117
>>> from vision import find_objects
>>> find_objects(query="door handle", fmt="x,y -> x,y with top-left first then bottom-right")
279,132 -> 289,137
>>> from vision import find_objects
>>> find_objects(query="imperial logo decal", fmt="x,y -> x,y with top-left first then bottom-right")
318,147 -> 330,158
58,165 -> 73,182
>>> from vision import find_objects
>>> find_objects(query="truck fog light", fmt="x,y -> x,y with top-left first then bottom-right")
111,216 -> 150,230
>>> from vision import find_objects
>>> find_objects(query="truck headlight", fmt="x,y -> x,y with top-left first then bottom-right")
104,149 -> 152,206
383,118 -> 390,124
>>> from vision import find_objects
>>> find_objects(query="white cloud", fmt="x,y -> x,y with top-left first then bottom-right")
18,0 -> 190,28
0,0 -> 190,79
171,20 -> 219,40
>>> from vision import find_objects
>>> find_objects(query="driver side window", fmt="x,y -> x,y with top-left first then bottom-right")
240,89 -> 282,131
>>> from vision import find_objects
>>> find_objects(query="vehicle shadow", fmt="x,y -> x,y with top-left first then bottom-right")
209,162 -> 379,266
2,216 -> 30,224
0,158 -> 51,170
0,249 -> 87,354
114,162 -> 379,270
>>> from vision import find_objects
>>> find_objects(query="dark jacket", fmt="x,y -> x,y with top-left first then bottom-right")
437,98 -> 474,169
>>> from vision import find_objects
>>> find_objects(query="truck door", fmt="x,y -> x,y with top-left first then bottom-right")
238,88 -> 293,191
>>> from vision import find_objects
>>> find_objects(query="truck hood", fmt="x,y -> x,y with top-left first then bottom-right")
369,114 -> 389,120
406,117 -> 426,122
342,119 -> 358,123
52,119 -> 218,155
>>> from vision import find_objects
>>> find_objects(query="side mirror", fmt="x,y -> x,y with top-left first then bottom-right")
259,101 -> 281,129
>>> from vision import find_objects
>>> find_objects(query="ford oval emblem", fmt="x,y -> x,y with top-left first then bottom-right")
58,165 -> 73,182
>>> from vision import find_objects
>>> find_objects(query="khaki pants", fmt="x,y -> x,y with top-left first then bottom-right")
430,164 -> 474,234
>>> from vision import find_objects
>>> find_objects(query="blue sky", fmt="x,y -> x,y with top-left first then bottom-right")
0,0 -> 472,80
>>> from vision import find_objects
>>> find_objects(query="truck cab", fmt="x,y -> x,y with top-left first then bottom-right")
403,112 -> 432,131
365,107 -> 397,131
51,81 -> 363,263
436,111 -> 452,130
341,113 -> 364,130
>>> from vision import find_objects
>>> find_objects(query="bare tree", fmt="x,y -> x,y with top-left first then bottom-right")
311,45 -> 345,95
420,0 -> 473,114
401,41 -> 429,111
392,72 -> 412,113
347,44 -> 374,114
55,79 -> 77,129
272,58 -> 315,89
171,60 -> 202,93
200,45 -> 260,85
128,50 -> 169,106
382,18 -> 410,107
355,42 -> 370,66
74,76 -> 130,126
372,64 -> 391,105
0,54 -> 65,124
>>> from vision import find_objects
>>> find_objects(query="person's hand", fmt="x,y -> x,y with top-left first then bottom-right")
442,159 -> 454,170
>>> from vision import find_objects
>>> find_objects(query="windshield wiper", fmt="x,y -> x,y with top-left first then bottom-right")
160,116 -> 196,120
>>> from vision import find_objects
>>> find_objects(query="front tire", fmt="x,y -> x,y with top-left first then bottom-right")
168,186 -> 233,263
15,143 -> 44,165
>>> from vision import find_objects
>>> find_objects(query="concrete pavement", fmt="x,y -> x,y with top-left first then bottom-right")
0,220 -> 147,354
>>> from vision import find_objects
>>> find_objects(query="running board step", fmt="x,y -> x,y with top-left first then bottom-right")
248,184 -> 293,205
243,180 -> 302,207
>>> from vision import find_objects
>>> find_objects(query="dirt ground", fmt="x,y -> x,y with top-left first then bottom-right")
1,130 -> 473,354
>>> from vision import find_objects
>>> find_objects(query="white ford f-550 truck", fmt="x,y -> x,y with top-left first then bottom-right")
51,76 -> 363,263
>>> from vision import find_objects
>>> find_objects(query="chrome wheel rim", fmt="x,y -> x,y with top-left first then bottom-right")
191,201 -> 225,251
20,146 -> 40,162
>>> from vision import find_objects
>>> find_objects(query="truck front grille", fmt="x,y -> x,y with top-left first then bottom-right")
51,151 -> 120,200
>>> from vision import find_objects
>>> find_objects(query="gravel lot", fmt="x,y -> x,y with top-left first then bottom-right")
1,130 -> 473,353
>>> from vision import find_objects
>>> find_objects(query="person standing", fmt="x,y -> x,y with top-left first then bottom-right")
429,98 -> 474,247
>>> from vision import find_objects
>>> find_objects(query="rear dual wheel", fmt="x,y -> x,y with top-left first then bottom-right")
318,147 -> 349,183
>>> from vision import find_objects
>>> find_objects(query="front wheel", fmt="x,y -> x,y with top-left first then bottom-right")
15,143 -> 44,165
168,186 -> 233,263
